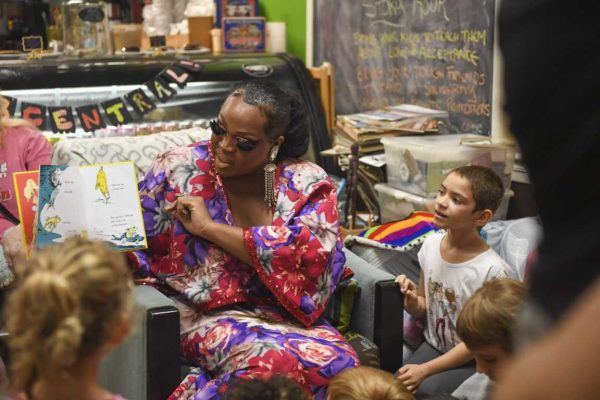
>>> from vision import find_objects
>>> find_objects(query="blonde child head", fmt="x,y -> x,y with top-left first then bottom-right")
6,236 -> 134,394
0,95 -> 37,147
456,278 -> 526,380
327,366 -> 415,400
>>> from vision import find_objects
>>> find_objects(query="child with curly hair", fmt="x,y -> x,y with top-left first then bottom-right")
5,237 -> 135,400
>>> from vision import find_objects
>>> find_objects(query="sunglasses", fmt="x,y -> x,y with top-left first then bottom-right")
210,119 -> 262,152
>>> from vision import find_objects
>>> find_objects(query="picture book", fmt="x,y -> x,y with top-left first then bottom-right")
12,170 -> 40,257
36,161 -> 147,252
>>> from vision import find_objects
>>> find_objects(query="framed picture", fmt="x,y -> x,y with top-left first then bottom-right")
22,36 -> 44,52
216,0 -> 259,28
223,17 -> 266,52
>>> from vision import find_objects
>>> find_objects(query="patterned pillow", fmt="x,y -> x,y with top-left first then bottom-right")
51,127 -> 211,181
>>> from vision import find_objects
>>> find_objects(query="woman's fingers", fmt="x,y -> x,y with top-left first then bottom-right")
177,202 -> 191,220
165,196 -> 194,218
165,201 -> 177,213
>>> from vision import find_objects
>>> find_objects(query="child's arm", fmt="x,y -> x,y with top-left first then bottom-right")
395,271 -> 426,318
398,342 -> 473,393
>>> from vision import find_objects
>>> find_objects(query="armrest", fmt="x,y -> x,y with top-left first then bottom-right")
344,248 -> 404,373
99,285 -> 180,400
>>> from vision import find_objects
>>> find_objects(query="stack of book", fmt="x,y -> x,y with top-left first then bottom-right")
324,104 -> 449,229
332,104 -> 449,154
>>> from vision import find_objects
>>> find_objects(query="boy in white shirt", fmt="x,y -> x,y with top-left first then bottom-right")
395,166 -> 512,397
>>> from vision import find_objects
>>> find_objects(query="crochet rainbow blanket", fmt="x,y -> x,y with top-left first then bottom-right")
344,212 -> 441,252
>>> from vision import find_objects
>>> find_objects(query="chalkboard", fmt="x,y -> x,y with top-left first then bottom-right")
314,0 -> 495,135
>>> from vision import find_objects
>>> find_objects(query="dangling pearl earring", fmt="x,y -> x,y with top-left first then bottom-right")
264,144 -> 279,209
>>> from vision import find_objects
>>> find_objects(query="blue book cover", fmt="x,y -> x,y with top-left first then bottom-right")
223,17 -> 265,52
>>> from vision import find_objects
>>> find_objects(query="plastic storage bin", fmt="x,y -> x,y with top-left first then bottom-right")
381,134 -> 508,197
375,183 -> 514,223
375,183 -> 435,223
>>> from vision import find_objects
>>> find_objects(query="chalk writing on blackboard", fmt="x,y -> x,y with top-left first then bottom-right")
315,0 -> 495,135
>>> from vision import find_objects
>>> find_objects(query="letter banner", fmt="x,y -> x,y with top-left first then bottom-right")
145,76 -> 176,103
176,59 -> 204,72
20,102 -> 47,130
162,65 -> 191,89
6,59 -> 202,133
76,104 -> 106,132
101,98 -> 133,126
125,89 -> 156,117
48,106 -> 76,133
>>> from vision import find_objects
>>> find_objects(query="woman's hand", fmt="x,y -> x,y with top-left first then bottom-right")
396,363 -> 430,393
1,225 -> 26,268
395,274 -> 419,315
165,195 -> 215,238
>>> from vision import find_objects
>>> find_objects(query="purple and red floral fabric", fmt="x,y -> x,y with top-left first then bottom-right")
129,141 -> 358,398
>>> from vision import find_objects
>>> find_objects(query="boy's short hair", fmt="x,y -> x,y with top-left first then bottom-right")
450,165 -> 504,213
456,278 -> 526,352
327,366 -> 415,400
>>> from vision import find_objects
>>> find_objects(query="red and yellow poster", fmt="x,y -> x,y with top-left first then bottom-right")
12,170 -> 40,257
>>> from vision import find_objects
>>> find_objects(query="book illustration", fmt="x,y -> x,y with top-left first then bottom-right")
112,226 -> 145,244
95,166 -> 110,203
12,170 -> 41,257
39,166 -> 62,209
23,177 -> 39,203
37,165 -> 66,247
43,215 -> 61,232
36,162 -> 147,252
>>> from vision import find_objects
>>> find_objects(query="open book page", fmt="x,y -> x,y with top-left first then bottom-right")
12,170 -> 40,257
36,161 -> 147,251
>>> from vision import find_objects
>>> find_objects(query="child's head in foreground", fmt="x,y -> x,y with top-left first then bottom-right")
456,278 -> 526,381
327,366 -> 415,400
6,236 -> 134,394
433,165 -> 504,230
225,374 -> 309,400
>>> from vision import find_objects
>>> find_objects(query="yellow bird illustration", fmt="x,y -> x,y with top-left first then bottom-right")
95,166 -> 110,203
44,216 -> 61,231
126,227 -> 137,237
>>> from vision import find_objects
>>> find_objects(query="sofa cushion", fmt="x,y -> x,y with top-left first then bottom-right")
51,127 -> 211,180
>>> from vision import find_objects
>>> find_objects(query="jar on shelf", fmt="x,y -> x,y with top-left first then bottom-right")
62,0 -> 111,57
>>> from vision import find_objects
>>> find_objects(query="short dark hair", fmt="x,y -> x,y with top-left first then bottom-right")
230,80 -> 310,160
225,375 -> 309,400
450,165 -> 504,213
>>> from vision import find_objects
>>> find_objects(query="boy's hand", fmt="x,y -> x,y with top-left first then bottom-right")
397,363 -> 429,393
395,274 -> 419,315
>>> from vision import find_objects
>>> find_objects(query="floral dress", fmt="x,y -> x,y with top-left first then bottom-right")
129,141 -> 359,399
